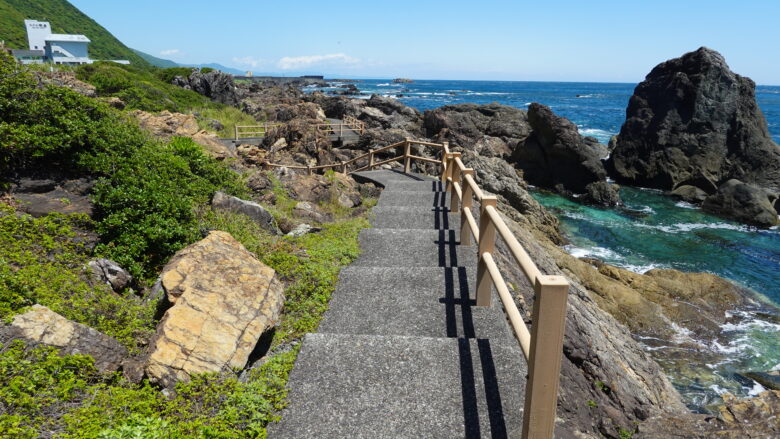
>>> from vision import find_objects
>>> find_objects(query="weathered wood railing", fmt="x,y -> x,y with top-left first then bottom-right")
262,139 -> 569,438
441,145 -> 569,439
234,122 -> 282,140
315,115 -> 367,137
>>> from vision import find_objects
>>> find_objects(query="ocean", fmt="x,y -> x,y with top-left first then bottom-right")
309,79 -> 780,409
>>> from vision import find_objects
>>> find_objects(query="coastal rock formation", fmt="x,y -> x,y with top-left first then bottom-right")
608,47 -> 780,225
211,191 -> 281,234
583,181 -> 622,207
11,177 -> 94,218
36,72 -> 97,97
513,103 -> 609,193
702,179 -> 779,227
143,231 -> 284,388
6,305 -> 127,372
172,69 -> 241,106
130,110 -> 237,160
423,103 -> 530,157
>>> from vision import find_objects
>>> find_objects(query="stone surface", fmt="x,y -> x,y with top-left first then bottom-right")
609,47 -> 780,200
144,231 -> 284,388
131,110 -> 236,159
6,305 -> 127,372
172,69 -> 241,106
36,72 -> 96,97
211,191 -> 280,234
582,181 -> 622,207
702,179 -> 779,227
88,258 -> 132,292
670,184 -> 708,203
513,103 -> 608,192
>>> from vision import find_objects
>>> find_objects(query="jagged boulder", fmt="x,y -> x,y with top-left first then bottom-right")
142,231 -> 284,388
423,103 -> 530,157
88,258 -> 132,292
212,191 -> 281,234
702,179 -> 778,227
512,103 -> 608,192
583,181 -> 622,207
609,47 -> 780,195
172,69 -> 241,106
5,305 -> 127,372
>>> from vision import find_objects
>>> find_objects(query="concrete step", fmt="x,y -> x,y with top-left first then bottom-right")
352,170 -> 436,188
375,190 -> 451,209
352,229 -> 477,268
370,206 -> 459,230
319,266 -> 512,340
268,333 -> 525,439
382,180 -> 444,192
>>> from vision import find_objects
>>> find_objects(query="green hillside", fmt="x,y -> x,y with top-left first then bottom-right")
0,0 -> 149,67
132,48 -> 179,68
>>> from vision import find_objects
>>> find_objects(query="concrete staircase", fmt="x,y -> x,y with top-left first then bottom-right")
269,170 -> 526,438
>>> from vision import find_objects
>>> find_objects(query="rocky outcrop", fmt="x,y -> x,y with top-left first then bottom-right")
211,191 -> 281,234
172,69 -> 241,106
702,179 -> 778,227
423,103 -> 530,158
513,103 -> 609,193
5,305 -> 127,372
130,110 -> 237,160
608,47 -> 780,225
142,231 -> 284,388
636,390 -> 780,439
88,258 -> 132,292
36,72 -> 96,97
11,177 -> 94,217
583,181 -> 622,207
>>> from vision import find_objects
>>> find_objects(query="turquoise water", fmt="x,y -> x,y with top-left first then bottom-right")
532,187 -> 780,408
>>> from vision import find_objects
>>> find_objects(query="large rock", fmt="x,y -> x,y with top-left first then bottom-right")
212,191 -> 281,234
143,231 -> 284,388
423,103 -> 530,157
609,47 -> 780,195
512,103 -> 608,192
12,178 -> 94,218
172,69 -> 241,106
702,179 -> 779,227
131,110 -> 237,160
582,181 -> 622,207
6,305 -> 127,372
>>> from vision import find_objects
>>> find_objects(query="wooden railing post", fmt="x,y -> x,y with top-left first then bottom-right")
440,142 -> 450,183
460,169 -> 475,246
306,165 -> 312,176
476,196 -> 497,306
404,139 -> 412,173
523,276 -> 569,439
369,151 -> 375,170
341,161 -> 347,175
449,156 -> 462,213
235,125 -> 239,141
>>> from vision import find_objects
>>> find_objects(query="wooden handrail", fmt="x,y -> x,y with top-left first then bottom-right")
441,143 -> 569,439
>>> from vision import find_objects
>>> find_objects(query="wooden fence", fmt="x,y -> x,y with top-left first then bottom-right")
262,139 -> 569,439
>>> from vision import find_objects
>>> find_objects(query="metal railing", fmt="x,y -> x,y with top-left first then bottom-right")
261,140 -> 569,438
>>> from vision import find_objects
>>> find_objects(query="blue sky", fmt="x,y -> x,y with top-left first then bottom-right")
70,0 -> 780,84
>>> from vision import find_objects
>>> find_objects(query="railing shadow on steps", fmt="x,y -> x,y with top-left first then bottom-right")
262,138 -> 570,439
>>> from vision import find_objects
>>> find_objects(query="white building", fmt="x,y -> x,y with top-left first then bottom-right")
24,20 -> 92,65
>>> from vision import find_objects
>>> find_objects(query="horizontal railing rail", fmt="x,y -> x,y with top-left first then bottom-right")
234,122 -> 282,140
441,145 -> 569,439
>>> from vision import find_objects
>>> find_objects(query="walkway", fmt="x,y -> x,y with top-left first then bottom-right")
269,170 -> 526,438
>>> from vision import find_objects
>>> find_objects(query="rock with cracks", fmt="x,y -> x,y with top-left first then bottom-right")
212,191 -> 281,234
6,305 -> 127,372
143,231 -> 284,388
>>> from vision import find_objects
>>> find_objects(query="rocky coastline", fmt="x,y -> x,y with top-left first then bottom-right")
2,47 -> 778,438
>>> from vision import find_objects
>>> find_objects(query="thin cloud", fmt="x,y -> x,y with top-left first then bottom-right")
232,56 -> 265,68
160,49 -> 180,56
277,53 -> 359,70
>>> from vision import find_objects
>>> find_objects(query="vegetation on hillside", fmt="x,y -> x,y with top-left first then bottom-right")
0,50 -> 374,437
131,48 -> 178,68
0,0 -> 149,66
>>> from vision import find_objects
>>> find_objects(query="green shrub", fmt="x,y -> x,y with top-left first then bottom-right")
154,67 -> 195,85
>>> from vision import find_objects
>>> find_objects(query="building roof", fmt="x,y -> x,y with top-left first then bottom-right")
11,49 -> 45,57
45,34 -> 90,43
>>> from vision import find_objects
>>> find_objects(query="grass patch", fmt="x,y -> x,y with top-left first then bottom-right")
194,106 -> 258,138
0,205 -> 155,349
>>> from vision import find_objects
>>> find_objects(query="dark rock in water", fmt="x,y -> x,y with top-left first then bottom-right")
512,103 -> 608,192
739,371 -> 780,391
172,69 -> 241,106
702,179 -> 778,227
670,185 -> 708,203
608,47 -> 780,196
583,181 -> 622,207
